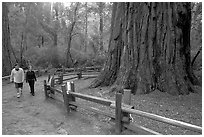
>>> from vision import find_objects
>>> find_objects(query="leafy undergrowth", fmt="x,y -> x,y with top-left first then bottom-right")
70,76 -> 202,135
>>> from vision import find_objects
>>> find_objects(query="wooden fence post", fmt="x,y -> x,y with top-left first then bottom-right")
63,67 -> 65,74
50,76 -> 55,95
122,89 -> 131,123
115,92 -> 122,134
69,81 -> 77,111
70,81 -> 76,102
44,80 -> 48,99
51,76 -> 55,87
77,69 -> 82,79
59,72 -> 63,84
61,84 -> 70,113
61,73 -> 63,84
57,73 -> 60,84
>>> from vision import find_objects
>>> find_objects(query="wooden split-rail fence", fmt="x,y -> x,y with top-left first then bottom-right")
56,66 -> 102,73
2,68 -> 46,81
2,66 -> 102,81
44,74 -> 202,135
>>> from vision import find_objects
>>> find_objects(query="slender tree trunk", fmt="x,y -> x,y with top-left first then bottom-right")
99,2 -> 104,51
66,3 -> 79,67
2,2 -> 12,76
90,2 -> 199,95
84,2 -> 88,53
24,3 -> 30,51
20,32 -> 24,67
191,46 -> 201,66
66,33 -> 74,67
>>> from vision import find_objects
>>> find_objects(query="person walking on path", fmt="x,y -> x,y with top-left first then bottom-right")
26,65 -> 37,96
10,63 -> 25,98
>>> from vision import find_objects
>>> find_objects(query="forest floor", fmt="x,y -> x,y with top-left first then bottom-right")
2,70 -> 202,135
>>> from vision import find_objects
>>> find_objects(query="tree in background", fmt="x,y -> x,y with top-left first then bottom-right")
3,2 -> 110,70
191,2 -> 202,68
37,2 -> 60,67
84,2 -> 88,52
87,2 -> 112,55
90,2 -> 200,95
2,3 -> 16,76
65,2 -> 80,67
98,2 -> 104,51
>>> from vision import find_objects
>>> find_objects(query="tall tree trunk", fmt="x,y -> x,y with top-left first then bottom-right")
66,3 -> 79,67
90,2 -> 199,95
84,2 -> 88,53
66,33 -> 74,67
2,2 -> 13,76
24,3 -> 30,51
20,32 -> 24,67
99,2 -> 104,51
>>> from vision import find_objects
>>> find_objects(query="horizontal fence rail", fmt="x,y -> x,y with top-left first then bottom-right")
3,69 -> 42,81
69,101 -> 115,119
62,76 -> 78,82
56,66 -> 102,73
121,107 -> 202,133
52,68 -> 100,85
50,87 -> 62,94
68,91 -> 113,106
123,123 -> 162,135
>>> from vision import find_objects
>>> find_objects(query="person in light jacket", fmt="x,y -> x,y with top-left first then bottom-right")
26,65 -> 37,96
10,63 -> 24,98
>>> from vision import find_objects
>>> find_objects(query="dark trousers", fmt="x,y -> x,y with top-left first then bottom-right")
28,80 -> 35,94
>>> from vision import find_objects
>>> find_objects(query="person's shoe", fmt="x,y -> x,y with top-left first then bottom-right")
17,93 -> 20,98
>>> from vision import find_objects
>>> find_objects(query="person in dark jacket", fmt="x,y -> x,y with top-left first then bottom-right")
26,65 -> 37,96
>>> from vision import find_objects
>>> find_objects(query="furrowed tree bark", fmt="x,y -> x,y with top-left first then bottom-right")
90,2 -> 199,95
2,2 -> 13,76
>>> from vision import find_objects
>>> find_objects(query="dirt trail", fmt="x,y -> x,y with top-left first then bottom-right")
2,76 -> 121,135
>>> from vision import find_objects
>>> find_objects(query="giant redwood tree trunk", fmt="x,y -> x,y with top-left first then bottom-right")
90,2 -> 199,95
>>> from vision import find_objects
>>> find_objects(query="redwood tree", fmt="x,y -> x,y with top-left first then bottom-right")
2,3 -> 14,76
90,2 -> 199,95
